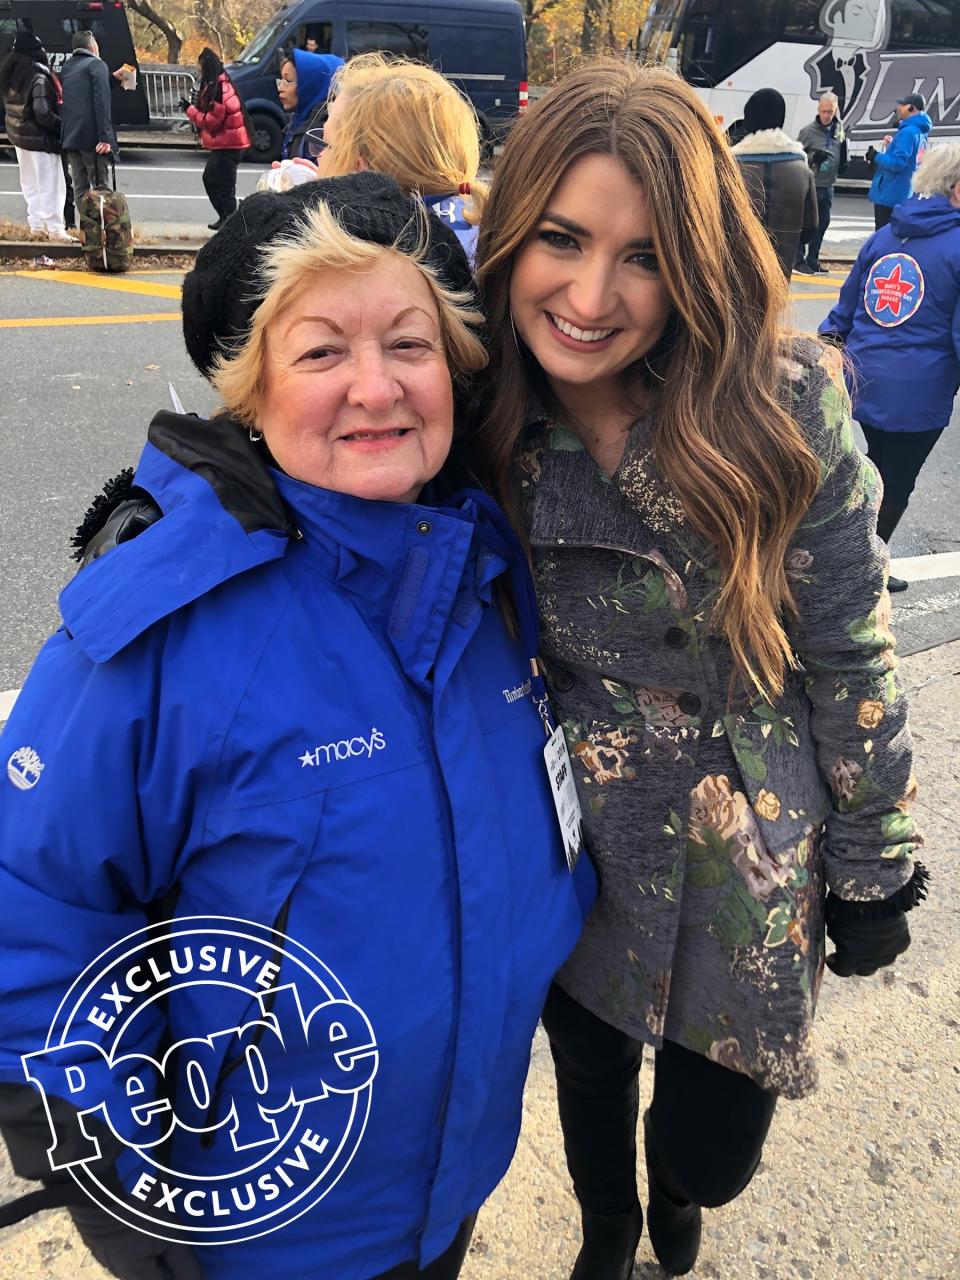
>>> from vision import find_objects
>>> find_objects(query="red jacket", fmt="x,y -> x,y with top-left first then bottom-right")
187,74 -> 250,151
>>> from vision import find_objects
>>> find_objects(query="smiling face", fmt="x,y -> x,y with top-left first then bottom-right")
277,59 -> 297,112
256,253 -> 455,503
508,152 -> 672,409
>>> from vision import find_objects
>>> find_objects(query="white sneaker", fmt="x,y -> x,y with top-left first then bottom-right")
47,229 -> 77,242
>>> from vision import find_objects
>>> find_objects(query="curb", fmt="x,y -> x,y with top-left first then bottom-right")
0,239 -> 203,260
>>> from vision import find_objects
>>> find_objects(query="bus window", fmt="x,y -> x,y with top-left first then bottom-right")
679,0 -> 779,86
346,21 -> 429,59
781,0 -> 823,42
890,0 -> 959,50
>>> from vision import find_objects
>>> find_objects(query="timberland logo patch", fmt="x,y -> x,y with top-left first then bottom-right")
299,727 -> 385,768
7,746 -> 44,790
501,680 -> 532,705
23,916 -> 378,1247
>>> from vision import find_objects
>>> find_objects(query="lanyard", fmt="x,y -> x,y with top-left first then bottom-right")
444,488 -> 555,739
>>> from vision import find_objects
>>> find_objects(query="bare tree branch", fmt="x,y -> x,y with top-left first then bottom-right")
127,0 -> 184,63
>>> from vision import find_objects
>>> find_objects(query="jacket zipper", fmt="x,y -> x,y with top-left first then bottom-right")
412,700 -> 462,1238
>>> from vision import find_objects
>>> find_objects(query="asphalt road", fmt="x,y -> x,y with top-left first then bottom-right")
0,148 -> 878,250
0,263 -> 957,705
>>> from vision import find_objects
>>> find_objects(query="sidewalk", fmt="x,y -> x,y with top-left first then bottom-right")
1,640 -> 957,1279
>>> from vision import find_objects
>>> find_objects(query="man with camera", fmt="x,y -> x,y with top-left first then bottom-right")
795,92 -> 847,275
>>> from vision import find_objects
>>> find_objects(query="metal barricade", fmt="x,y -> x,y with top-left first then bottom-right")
141,68 -> 198,121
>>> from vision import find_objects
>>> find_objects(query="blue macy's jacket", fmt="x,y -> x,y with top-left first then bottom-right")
0,413 -> 594,1279
821,194 -> 960,432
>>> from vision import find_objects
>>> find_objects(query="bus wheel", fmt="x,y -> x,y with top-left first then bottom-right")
247,113 -> 283,163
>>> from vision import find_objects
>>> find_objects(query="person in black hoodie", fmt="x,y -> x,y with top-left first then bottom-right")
0,32 -> 71,240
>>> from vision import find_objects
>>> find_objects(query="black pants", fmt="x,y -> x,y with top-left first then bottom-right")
861,423 -> 945,543
202,149 -> 242,219
541,983 -> 777,1213
61,153 -> 75,227
873,202 -> 893,230
371,1214 -> 477,1279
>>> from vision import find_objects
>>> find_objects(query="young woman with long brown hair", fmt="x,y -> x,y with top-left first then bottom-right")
474,60 -> 928,1279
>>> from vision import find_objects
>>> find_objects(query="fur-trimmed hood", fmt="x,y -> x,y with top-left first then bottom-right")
731,128 -> 807,157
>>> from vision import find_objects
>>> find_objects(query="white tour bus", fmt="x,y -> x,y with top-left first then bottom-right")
636,0 -> 960,160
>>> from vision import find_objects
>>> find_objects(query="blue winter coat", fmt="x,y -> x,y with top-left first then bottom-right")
868,112 -> 931,208
820,194 -> 960,432
424,193 -> 479,266
281,50 -> 343,159
0,413 -> 594,1278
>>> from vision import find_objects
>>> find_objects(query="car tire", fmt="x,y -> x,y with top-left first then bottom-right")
246,113 -> 283,163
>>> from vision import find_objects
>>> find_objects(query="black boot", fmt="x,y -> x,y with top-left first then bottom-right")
570,1201 -> 642,1280
644,1112 -> 702,1276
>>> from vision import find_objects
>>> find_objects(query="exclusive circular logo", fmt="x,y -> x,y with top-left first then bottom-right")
863,252 -> 924,327
22,917 -> 378,1246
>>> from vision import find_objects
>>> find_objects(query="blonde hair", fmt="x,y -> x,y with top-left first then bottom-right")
913,140 -> 960,198
323,53 -> 486,223
476,60 -> 822,701
211,199 -> 487,425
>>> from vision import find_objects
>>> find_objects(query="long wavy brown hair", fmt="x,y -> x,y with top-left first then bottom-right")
474,60 -> 821,700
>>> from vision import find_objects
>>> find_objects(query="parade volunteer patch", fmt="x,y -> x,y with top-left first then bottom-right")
863,253 -> 924,328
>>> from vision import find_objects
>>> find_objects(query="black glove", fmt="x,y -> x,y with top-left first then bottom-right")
71,469 -> 162,567
864,144 -> 877,167
825,895 -> 910,977
177,96 -> 191,112
69,1201 -> 204,1280
80,496 -> 162,567
810,147 -> 831,169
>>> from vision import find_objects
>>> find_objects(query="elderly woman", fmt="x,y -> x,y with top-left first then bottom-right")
821,140 -> 960,591
0,173 -> 593,1280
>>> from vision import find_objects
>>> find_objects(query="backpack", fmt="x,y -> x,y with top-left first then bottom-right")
78,162 -> 133,273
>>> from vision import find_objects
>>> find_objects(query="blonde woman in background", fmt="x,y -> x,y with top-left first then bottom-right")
314,53 -> 485,262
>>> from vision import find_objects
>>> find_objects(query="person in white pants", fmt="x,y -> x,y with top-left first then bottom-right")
14,145 -> 68,238
0,31 -> 72,241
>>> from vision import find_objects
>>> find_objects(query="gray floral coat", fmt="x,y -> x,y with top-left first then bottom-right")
515,340 -> 921,1099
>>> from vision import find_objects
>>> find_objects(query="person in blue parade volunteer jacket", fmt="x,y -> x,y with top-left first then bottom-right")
821,142 -> 960,593
278,48 -> 343,159
866,92 -> 932,231
0,172 -> 594,1280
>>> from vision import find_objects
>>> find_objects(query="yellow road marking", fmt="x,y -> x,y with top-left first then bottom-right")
0,313 -> 180,328
12,270 -> 182,299
789,291 -> 843,300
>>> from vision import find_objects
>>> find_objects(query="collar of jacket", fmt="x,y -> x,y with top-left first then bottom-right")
60,410 -> 510,671
520,413 -> 714,570
59,411 -> 299,663
731,128 -> 807,158
273,469 -> 510,687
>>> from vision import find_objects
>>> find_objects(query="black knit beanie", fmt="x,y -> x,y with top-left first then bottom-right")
182,171 -> 475,379
743,88 -> 786,134
12,31 -> 44,55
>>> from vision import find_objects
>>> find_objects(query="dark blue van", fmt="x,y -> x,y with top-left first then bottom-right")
227,0 -> 527,161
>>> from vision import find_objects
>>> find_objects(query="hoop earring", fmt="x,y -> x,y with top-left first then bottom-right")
643,355 -> 665,383
249,426 -> 263,444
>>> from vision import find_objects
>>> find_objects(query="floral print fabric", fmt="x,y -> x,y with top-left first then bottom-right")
515,339 -> 920,1099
